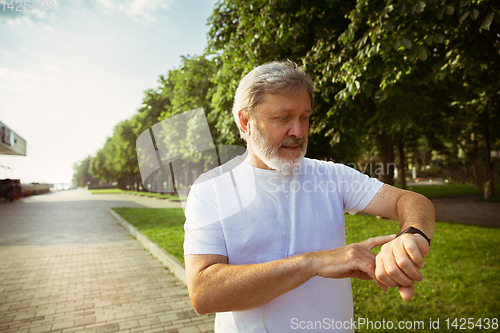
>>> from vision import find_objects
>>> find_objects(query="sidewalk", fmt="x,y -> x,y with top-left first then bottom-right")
430,195 -> 500,228
0,189 -> 215,333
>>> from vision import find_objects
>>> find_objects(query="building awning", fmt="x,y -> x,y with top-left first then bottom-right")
0,121 -> 27,156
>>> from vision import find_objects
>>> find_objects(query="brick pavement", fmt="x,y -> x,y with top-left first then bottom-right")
0,189 -> 215,333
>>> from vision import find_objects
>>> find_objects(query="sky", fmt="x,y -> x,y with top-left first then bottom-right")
0,0 -> 218,184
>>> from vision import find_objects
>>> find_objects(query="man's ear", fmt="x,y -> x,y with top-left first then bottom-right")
238,110 -> 250,135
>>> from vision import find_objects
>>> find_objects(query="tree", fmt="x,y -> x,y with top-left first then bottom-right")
89,137 -> 117,185
208,0 -> 357,160
207,0 -> 500,187
72,156 -> 96,187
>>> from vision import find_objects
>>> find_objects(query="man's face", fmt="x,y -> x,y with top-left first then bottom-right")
248,91 -> 311,173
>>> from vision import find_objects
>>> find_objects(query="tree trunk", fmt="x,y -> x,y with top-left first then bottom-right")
377,131 -> 395,185
484,116 -> 496,197
398,137 -> 406,190
472,133 -> 482,188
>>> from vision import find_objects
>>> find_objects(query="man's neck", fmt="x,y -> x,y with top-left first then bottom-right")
244,146 -> 272,170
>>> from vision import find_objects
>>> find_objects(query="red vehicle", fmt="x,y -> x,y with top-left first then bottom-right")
0,179 -> 23,201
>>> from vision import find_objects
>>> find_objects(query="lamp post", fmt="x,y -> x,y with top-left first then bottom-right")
0,165 -> 15,178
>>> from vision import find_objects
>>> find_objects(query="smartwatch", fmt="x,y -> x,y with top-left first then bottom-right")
397,226 -> 431,246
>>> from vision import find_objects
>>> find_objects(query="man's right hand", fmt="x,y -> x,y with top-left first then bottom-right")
310,234 -> 396,291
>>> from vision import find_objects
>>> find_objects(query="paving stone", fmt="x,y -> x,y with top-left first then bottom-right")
52,320 -> 76,330
139,316 -> 161,326
157,313 -> 178,322
75,316 -> 96,327
0,190 -> 214,333
95,323 -> 119,333
0,315 -> 15,324
75,303 -> 94,311
175,310 -> 198,320
177,326 -> 201,333
28,324 -> 54,333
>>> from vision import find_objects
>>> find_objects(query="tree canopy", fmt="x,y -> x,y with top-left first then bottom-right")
75,0 -> 500,194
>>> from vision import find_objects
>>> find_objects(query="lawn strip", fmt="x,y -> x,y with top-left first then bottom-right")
89,189 -> 180,200
112,207 -> 185,263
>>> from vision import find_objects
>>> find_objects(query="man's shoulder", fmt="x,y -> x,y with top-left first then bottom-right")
302,157 -> 345,167
300,158 -> 349,174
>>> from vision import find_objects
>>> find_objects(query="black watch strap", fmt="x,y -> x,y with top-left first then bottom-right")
397,227 -> 431,246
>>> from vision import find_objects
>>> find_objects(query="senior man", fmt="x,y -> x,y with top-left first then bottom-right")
183,61 -> 435,332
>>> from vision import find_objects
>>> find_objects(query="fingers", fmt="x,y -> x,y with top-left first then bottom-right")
315,244 -> 377,280
319,234 -> 427,299
393,241 -> 423,282
373,234 -> 430,300
358,234 -> 396,251
355,235 -> 398,291
399,286 -> 414,301
375,254 -> 402,288
348,249 -> 388,292
403,235 -> 428,267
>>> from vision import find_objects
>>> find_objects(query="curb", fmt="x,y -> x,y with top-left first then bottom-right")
107,208 -> 187,285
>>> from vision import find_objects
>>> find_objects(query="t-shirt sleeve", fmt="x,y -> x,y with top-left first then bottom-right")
335,164 -> 384,215
183,179 -> 228,257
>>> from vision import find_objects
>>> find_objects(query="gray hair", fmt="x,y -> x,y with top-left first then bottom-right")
232,61 -> 314,142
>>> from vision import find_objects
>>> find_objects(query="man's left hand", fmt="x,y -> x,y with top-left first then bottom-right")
375,234 -> 430,300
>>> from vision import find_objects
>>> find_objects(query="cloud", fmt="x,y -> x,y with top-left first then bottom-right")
0,68 -> 42,83
92,0 -> 116,10
92,0 -> 173,21
45,64 -> 62,73
0,67 -> 62,85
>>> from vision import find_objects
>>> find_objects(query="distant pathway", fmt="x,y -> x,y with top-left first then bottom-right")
0,189 -> 214,333
430,195 -> 500,228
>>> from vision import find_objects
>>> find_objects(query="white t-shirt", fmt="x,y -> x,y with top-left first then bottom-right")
184,156 -> 384,332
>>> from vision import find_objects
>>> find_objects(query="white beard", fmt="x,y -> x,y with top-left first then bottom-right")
249,120 -> 307,174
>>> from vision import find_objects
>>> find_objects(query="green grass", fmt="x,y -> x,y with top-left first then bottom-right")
90,188 -> 181,200
113,207 -> 500,331
406,184 -> 486,197
112,207 -> 186,263
89,188 -> 125,194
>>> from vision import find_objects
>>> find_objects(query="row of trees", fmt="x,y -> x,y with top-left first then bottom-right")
73,0 -> 499,196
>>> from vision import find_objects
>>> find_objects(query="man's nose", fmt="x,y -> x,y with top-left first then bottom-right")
287,118 -> 305,138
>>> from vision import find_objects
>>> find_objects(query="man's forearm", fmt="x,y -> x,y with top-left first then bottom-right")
186,235 -> 394,314
396,192 -> 435,239
186,253 -> 315,314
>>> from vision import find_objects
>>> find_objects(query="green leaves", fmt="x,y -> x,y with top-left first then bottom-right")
417,45 -> 429,61
446,5 -> 455,15
480,11 -> 495,32
413,1 -> 426,14
433,33 -> 445,44
470,8 -> 479,20
401,37 -> 413,50
459,10 -> 470,24
459,7 -> 494,31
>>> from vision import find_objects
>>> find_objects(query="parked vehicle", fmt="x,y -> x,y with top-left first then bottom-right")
0,179 -> 20,201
